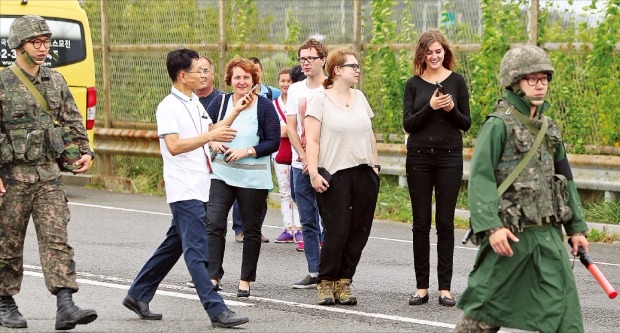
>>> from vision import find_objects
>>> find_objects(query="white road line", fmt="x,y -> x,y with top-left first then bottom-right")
23,265 -> 457,329
67,202 -> 620,267
23,269 -> 249,307
68,202 -> 172,216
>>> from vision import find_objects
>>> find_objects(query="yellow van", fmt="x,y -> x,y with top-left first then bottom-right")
0,0 -> 96,144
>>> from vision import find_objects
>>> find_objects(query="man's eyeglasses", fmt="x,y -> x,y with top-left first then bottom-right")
29,39 -> 51,49
297,56 -> 322,64
186,67 -> 212,75
524,76 -> 548,86
340,63 -> 361,72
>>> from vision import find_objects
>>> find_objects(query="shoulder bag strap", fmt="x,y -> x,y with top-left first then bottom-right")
274,98 -> 286,123
497,114 -> 548,196
9,64 -> 50,113
216,93 -> 226,122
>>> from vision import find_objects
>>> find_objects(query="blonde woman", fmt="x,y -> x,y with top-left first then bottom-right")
305,47 -> 380,306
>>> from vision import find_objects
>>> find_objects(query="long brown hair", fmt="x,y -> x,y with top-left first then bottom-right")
412,29 -> 455,75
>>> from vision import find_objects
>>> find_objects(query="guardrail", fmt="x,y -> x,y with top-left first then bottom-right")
94,129 -> 620,201
377,143 -> 620,202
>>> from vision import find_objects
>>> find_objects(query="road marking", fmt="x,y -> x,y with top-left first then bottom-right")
66,202 -> 620,267
69,202 -> 172,216
23,265 -> 458,329
23,267 -> 249,307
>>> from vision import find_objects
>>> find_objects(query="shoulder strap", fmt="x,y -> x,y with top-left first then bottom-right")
216,93 -> 232,123
497,113 -> 548,196
9,64 -> 50,113
274,99 -> 287,123
266,86 -> 273,100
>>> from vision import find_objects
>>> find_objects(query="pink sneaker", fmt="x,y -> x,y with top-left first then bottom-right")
293,230 -> 303,243
296,241 -> 304,252
274,230 -> 294,243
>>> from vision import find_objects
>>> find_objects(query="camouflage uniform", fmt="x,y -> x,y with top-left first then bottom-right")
0,17 -> 92,297
455,46 -> 587,332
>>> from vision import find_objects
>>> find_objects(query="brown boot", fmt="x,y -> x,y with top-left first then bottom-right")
334,279 -> 357,305
317,280 -> 335,305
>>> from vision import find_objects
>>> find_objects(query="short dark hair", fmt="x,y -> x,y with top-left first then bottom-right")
290,64 -> 306,83
248,57 -> 262,70
166,48 -> 199,82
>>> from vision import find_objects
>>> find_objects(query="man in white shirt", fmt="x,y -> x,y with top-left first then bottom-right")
121,48 -> 249,329
286,39 -> 328,289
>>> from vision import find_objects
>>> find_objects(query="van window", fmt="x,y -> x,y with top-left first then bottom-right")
0,16 -> 86,68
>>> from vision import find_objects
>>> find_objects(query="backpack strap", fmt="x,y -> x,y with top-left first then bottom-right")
266,86 -> 273,100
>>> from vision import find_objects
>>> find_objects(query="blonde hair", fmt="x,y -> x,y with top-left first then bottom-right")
323,47 -> 359,89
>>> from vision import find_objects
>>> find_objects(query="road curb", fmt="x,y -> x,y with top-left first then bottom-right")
269,192 -> 620,235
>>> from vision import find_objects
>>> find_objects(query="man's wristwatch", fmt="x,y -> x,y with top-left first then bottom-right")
373,164 -> 381,172
247,148 -> 253,157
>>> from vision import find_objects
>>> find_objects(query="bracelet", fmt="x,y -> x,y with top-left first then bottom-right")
311,174 -> 318,181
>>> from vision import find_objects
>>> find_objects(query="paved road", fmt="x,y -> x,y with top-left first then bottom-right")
5,185 -> 619,332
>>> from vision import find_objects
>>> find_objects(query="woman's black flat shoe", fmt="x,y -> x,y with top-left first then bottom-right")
214,283 -> 222,291
438,295 -> 456,307
237,288 -> 250,298
408,293 -> 429,305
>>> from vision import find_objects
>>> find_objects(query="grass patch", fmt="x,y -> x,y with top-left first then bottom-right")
585,228 -> 620,243
375,175 -> 412,223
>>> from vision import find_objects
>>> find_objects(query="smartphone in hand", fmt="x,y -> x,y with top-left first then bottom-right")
435,81 -> 446,97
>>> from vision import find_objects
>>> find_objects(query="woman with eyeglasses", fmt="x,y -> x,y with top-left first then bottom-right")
205,58 -> 280,298
305,47 -> 380,306
402,29 -> 471,307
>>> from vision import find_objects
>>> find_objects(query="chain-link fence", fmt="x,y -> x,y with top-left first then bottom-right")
79,0 -> 619,178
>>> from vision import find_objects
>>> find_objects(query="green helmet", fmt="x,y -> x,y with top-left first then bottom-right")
8,15 -> 52,49
499,44 -> 554,88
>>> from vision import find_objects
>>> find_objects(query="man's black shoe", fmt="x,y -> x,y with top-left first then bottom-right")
0,296 -> 27,328
211,309 -> 249,328
122,295 -> 162,320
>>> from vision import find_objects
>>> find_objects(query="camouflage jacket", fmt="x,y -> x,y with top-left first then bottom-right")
468,89 -> 587,235
0,64 -> 91,182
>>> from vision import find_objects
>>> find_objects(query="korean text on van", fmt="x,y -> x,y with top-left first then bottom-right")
0,0 -> 97,144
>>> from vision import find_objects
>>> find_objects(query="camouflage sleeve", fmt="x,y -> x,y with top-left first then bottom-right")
554,143 -> 588,235
52,72 -> 92,155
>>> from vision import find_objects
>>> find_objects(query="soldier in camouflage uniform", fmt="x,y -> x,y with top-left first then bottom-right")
454,45 -> 589,333
0,15 -> 97,330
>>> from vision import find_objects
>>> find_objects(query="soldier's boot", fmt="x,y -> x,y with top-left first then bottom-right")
55,289 -> 98,330
317,280 -> 335,305
0,296 -> 27,328
334,278 -> 357,305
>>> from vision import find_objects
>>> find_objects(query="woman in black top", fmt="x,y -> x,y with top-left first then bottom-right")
402,29 -> 471,307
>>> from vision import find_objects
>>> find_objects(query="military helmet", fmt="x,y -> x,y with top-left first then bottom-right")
8,15 -> 52,49
499,44 -> 554,87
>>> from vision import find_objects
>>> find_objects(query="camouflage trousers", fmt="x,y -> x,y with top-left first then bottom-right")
0,178 -> 78,296
454,315 -> 500,333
